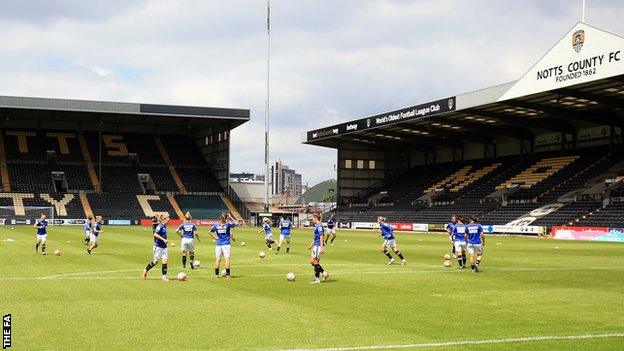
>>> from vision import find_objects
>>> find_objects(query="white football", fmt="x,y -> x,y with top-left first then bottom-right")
443,260 -> 451,267
177,272 -> 187,281
259,251 -> 266,258
54,250 -> 61,256
170,242 -> 175,247
286,272 -> 296,281
221,269 -> 227,277
193,260 -> 201,268
443,254 -> 451,260
322,271 -> 329,279
240,241 -> 246,246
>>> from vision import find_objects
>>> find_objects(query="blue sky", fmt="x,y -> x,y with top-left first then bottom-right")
0,0 -> 622,185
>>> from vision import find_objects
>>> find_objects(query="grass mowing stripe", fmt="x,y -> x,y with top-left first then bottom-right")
276,332 -> 624,351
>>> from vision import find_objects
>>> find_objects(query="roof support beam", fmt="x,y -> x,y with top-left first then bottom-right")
556,88 -> 624,110
502,100 -> 622,126
464,108 -> 575,134
434,116 -> 533,140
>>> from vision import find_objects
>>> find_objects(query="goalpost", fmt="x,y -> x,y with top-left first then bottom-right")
0,206 -> 55,225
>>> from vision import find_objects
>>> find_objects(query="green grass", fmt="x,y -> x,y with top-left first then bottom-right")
1,225 -> 623,350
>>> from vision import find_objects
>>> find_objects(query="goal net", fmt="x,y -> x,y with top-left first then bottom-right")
0,206 -> 55,225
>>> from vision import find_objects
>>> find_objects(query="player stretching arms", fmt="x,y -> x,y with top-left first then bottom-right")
258,218 -> 275,250
451,217 -> 467,269
377,217 -> 406,265
176,212 -> 200,269
209,213 -> 236,278
276,217 -> 292,254
446,215 -> 458,258
34,214 -> 49,255
324,214 -> 337,246
466,216 -> 485,273
86,216 -> 103,255
83,215 -> 93,245
307,214 -> 327,284
142,214 -> 171,282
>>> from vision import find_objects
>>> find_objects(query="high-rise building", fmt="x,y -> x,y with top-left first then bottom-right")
270,160 -> 302,196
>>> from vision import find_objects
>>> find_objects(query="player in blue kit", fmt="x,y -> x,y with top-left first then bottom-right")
258,218 -> 276,250
466,216 -> 485,273
176,212 -> 200,269
142,214 -> 171,282
276,217 -> 292,254
307,214 -> 327,284
209,213 -> 236,278
324,214 -> 337,246
83,214 -> 93,245
377,216 -> 406,265
34,214 -> 49,255
446,215 -> 458,258
86,215 -> 103,255
451,217 -> 467,269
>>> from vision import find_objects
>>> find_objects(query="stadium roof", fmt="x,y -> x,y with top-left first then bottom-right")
0,95 -> 250,129
303,22 -> 624,151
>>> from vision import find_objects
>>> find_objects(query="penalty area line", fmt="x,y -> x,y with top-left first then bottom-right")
275,332 -> 624,351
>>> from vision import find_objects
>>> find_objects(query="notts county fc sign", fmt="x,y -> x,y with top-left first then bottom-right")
307,96 -> 456,141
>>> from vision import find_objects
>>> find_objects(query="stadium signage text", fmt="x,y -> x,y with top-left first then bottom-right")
552,226 -> 624,242
307,97 -> 455,141
500,22 -> 624,101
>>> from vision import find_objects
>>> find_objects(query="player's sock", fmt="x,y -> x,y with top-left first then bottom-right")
383,250 -> 392,260
189,253 -> 195,269
87,248 -> 91,254
35,242 -> 40,251
457,257 -> 463,267
286,246 -> 290,253
395,251 -> 405,260
145,261 -> 155,271
214,268 -> 219,276
313,264 -> 321,278
161,263 -> 168,276
276,245 -> 281,252
226,268 -> 230,276
41,244 -> 46,254
476,259 -> 481,266
182,256 -> 187,267
330,236 -> 335,244
462,255 -> 467,266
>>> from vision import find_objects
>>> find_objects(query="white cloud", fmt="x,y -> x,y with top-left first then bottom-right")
0,0 -> 622,185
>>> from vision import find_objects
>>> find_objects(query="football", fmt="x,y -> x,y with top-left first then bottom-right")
443,254 -> 451,260
177,272 -> 187,281
322,271 -> 329,280
54,250 -> 61,256
259,251 -> 266,258
240,241 -> 246,246
286,272 -> 296,281
221,269 -> 227,277
170,242 -> 175,247
193,260 -> 201,268
443,260 -> 451,267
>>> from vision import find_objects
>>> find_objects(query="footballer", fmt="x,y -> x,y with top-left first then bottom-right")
34,213 -> 49,255
142,214 -> 171,282
307,213 -> 327,284
276,217 -> 293,254
176,212 -> 200,269
377,216 -> 406,265
209,212 -> 236,278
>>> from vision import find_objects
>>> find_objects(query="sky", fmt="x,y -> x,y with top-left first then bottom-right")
0,0 -> 622,186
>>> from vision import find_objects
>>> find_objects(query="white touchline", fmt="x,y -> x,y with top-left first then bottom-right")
1,266 -> 624,281
275,332 -> 624,351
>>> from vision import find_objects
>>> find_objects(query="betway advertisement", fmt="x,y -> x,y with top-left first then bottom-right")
551,226 -> 624,242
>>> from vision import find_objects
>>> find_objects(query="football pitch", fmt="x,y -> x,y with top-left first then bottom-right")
1,225 -> 623,350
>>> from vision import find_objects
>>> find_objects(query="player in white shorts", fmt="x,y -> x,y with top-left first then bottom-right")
176,212 -> 200,269
86,215 -> 103,255
377,217 -> 406,265
209,213 -> 236,278
466,216 -> 485,273
83,214 -> 93,245
258,217 -> 275,250
324,214 -> 337,246
142,214 -> 171,281
276,217 -> 293,254
34,214 -> 49,255
451,217 -> 467,269
307,214 -> 327,284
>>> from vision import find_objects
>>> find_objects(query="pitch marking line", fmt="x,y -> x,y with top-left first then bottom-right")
276,332 -> 624,351
2,266 -> 624,281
